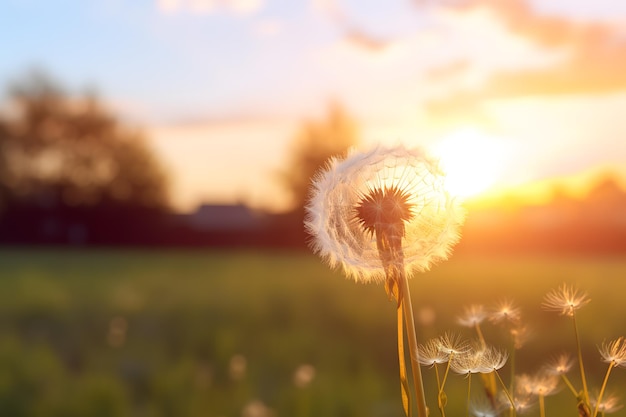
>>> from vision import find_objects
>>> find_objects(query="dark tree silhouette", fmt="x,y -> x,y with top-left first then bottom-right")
0,72 -> 170,245
0,72 -> 169,211
281,103 -> 359,211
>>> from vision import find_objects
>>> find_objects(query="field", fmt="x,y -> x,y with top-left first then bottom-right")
0,249 -> 624,416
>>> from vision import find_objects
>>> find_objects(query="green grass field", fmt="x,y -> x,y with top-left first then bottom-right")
0,249 -> 624,416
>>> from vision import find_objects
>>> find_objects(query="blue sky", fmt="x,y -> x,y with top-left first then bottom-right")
2,0 -> 626,211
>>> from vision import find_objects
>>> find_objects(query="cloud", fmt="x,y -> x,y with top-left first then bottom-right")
156,0 -> 262,16
422,0 -> 626,123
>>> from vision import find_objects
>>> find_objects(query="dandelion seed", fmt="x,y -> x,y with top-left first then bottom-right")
437,331 -> 470,356
598,337 -> 626,368
544,353 -> 574,376
510,324 -> 532,350
590,392 -> 623,414
458,304 -> 488,327
305,144 -> 465,283
418,338 -> 449,367
542,283 -> 590,316
480,346 -> 509,373
517,373 -> 560,397
490,298 -> 521,324
451,345 -> 491,375
470,398 -> 500,417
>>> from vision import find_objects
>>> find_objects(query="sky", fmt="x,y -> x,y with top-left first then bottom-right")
1,0 -> 626,212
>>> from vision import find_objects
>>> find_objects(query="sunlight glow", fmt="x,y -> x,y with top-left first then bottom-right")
431,129 -> 514,199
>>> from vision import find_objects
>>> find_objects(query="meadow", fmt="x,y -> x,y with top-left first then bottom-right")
0,249 -> 624,417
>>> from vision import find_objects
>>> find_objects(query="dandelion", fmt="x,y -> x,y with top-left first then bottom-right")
594,337 -> 626,417
542,283 -> 590,317
544,353 -> 577,397
598,337 -> 626,368
438,331 -> 471,356
419,337 -> 449,367
458,304 -> 488,328
545,353 -> 574,375
490,299 -> 521,324
305,144 -> 465,417
590,392 -> 623,416
305,144 -> 465,283
542,284 -> 591,411
516,373 -> 560,417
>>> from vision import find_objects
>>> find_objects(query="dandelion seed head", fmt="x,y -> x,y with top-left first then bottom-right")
516,372 -> 560,397
305,144 -> 465,282
542,283 -> 590,316
510,324 -> 532,350
437,331 -> 470,356
591,392 -> 623,414
544,353 -> 574,376
598,337 -> 626,368
450,343 -> 501,375
480,345 -> 509,372
490,298 -> 521,324
418,338 -> 449,367
458,304 -> 488,327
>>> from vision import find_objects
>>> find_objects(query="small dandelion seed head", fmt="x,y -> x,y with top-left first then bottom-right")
543,353 -> 574,376
305,144 -> 466,283
590,392 -> 623,414
516,372 -> 560,397
437,331 -> 471,356
489,298 -> 522,324
418,338 -> 449,367
598,337 -> 626,368
480,345 -> 509,372
510,324 -> 532,350
470,398 -> 501,417
450,342 -> 499,375
458,304 -> 488,327
542,283 -> 590,316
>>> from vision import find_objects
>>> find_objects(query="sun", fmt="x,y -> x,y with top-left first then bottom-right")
430,128 -> 514,199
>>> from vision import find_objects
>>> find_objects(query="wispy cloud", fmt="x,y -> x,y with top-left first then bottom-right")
426,0 -> 626,121
156,0 -> 263,16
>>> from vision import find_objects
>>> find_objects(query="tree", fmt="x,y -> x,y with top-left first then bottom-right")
0,72 -> 169,212
281,103 -> 359,211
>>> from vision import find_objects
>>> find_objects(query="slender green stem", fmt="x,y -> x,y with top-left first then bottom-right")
539,394 -> 545,417
433,365 -> 446,417
399,270 -> 428,417
466,373 -> 472,417
572,312 -> 590,407
560,374 -> 579,397
441,355 -> 453,389
474,322 -> 486,347
592,363 -> 614,417
508,346 -> 516,417
494,370 -> 516,417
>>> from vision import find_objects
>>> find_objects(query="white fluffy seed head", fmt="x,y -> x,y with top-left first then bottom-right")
304,144 -> 465,283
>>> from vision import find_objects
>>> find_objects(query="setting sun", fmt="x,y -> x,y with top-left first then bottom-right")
431,129 -> 515,199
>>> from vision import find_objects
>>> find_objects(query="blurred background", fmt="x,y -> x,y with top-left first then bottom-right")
0,0 -> 625,416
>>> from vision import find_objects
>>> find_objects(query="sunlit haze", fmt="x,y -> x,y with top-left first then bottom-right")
2,0 -> 626,212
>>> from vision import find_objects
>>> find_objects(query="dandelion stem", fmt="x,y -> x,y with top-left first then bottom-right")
539,394 -> 545,417
592,363 -> 614,417
466,373 -> 472,417
398,269 -> 429,417
434,365 -> 446,417
560,374 -> 579,397
572,311 -> 590,408
494,370 -> 517,417
474,322 -> 486,347
441,354 -> 453,389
